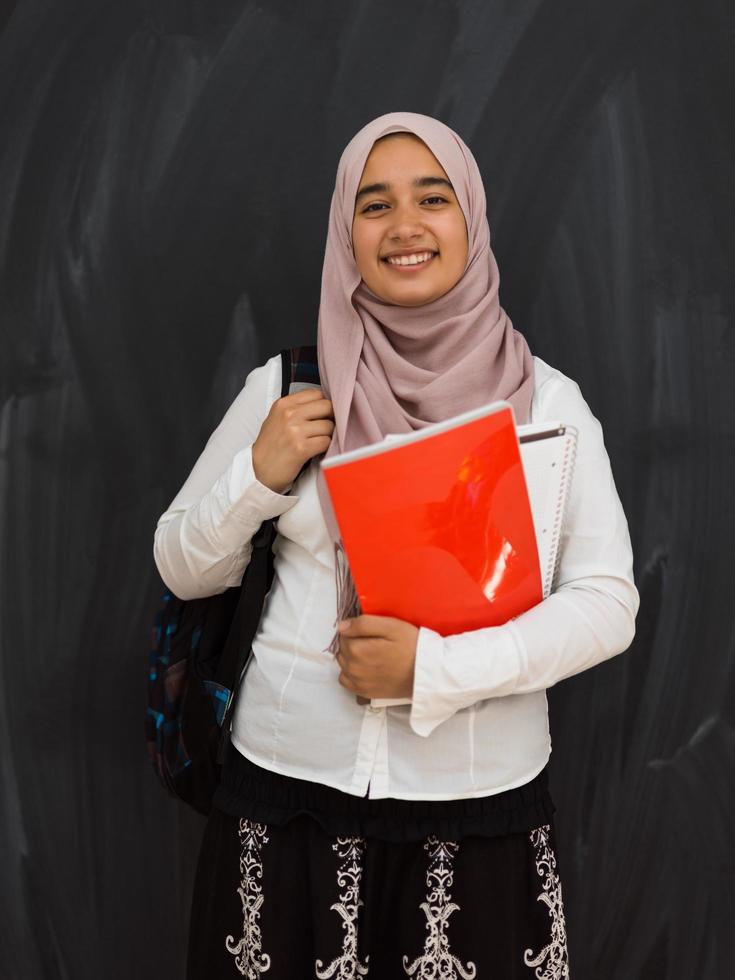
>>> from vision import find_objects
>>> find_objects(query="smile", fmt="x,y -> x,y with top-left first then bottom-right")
382,251 -> 438,271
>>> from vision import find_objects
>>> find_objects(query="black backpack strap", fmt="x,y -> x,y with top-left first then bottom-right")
216,345 -> 319,765
285,344 -> 319,389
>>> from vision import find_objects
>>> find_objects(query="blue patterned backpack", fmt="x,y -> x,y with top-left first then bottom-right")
145,345 -> 321,815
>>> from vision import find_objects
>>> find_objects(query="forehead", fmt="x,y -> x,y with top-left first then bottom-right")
360,133 -> 447,178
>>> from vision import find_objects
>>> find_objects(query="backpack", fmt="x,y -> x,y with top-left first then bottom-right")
145,344 -> 321,816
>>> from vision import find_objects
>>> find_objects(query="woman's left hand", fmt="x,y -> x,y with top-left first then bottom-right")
335,614 -> 418,700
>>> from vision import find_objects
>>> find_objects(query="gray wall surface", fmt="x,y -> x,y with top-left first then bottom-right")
1,1 -> 733,977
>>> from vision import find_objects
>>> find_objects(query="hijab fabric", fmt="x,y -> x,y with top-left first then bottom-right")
315,111 -> 535,656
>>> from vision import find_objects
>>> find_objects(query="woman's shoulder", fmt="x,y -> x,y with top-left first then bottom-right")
531,354 -> 607,458
250,347 -> 318,399
531,352 -> 580,394
532,354 -> 591,411
230,351 -> 284,411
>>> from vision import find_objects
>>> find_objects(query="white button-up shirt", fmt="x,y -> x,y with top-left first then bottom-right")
153,352 -> 639,800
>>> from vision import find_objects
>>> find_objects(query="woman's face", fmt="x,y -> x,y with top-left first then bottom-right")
351,134 -> 469,307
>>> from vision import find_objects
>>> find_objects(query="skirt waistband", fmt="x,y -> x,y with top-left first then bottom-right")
212,739 -> 556,842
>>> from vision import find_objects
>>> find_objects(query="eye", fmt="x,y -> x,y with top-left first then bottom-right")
361,196 -> 448,214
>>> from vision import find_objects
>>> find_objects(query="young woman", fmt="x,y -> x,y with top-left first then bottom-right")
154,111 -> 639,979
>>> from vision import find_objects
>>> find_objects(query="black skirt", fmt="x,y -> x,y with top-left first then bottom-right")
186,739 -> 571,979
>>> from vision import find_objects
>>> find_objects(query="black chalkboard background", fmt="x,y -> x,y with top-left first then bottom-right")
1,1 -> 733,977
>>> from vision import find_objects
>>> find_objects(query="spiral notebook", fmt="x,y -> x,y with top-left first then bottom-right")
515,420 -> 578,599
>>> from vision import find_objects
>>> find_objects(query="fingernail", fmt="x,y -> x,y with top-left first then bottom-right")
338,619 -> 351,631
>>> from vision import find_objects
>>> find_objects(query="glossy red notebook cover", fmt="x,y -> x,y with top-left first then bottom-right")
320,404 -> 542,636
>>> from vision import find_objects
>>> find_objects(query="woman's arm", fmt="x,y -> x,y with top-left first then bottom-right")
408,372 -> 640,737
153,354 -> 299,601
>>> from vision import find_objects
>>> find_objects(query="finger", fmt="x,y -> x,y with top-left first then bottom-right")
338,671 -> 357,693
285,387 -> 327,404
343,613 -> 400,637
294,396 -> 334,421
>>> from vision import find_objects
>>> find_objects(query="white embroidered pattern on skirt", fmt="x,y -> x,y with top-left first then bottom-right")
225,818 -> 272,977
403,836 -> 477,979
315,835 -> 370,979
523,824 -> 570,979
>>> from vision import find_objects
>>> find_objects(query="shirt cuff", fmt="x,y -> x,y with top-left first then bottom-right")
224,445 -> 301,525
408,623 -> 523,737
368,697 -> 412,708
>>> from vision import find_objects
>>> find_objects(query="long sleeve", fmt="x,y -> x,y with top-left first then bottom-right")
408,370 -> 640,738
153,354 -> 300,601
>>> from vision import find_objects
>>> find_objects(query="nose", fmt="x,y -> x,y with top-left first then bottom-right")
386,203 -> 427,242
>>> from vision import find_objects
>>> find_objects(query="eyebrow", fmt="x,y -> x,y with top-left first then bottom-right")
355,175 -> 455,204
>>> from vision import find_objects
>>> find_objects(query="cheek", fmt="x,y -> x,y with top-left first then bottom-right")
434,216 -> 467,263
352,229 -> 379,274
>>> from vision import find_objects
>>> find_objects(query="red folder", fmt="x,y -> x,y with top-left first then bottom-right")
319,402 -> 542,636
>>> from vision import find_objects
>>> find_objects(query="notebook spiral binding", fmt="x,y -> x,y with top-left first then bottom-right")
544,425 -> 579,597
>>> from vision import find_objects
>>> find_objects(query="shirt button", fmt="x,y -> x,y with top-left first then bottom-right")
367,705 -> 382,714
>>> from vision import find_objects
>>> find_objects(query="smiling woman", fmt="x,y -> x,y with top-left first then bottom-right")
155,111 -> 639,979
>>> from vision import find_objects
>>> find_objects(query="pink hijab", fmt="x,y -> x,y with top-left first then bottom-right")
315,111 -> 535,655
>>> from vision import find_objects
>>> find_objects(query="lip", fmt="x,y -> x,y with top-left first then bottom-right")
381,251 -> 438,272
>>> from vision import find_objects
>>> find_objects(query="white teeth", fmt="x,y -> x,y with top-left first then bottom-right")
385,251 -> 435,266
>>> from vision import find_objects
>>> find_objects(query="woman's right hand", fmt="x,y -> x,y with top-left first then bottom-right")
251,388 -> 335,493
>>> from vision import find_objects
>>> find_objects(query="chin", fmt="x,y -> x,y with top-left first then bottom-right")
395,293 -> 435,307
392,286 -> 444,306
369,278 -> 436,303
